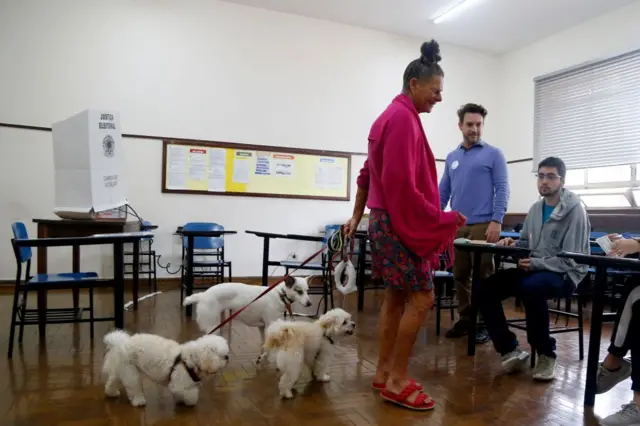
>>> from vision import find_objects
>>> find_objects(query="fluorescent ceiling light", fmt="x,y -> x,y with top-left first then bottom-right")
432,0 -> 485,24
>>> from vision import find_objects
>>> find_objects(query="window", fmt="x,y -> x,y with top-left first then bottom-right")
573,187 -> 634,208
587,165 -> 631,184
533,48 -> 640,208
561,164 -> 638,208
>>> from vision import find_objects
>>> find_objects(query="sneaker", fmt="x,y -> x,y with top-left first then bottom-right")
597,358 -> 632,394
532,355 -> 556,381
501,347 -> 530,374
599,402 -> 640,426
476,328 -> 491,344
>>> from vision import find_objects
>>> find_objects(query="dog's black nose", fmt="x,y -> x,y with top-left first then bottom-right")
224,355 -> 229,361
305,301 -> 313,307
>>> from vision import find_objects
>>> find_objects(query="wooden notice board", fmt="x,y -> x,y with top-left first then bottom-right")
161,140 -> 351,201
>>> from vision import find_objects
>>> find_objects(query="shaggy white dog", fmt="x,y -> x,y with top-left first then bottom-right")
263,308 -> 356,399
102,330 -> 229,407
182,276 -> 313,364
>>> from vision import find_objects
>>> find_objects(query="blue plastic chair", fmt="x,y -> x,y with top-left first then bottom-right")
8,222 -> 102,358
180,222 -> 232,299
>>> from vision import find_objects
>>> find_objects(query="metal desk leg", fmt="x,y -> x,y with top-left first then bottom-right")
132,240 -> 140,311
467,251 -> 482,356
357,238 -> 366,311
262,237 -> 270,287
36,224 -> 48,340
185,235 -> 195,317
72,245 -> 80,310
584,265 -> 607,406
113,242 -> 125,329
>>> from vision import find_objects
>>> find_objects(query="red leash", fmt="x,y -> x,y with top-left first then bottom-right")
206,244 -> 328,335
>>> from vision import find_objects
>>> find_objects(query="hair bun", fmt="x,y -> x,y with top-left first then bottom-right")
420,40 -> 441,65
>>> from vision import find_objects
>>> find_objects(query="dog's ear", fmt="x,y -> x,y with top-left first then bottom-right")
317,314 -> 336,330
284,275 -> 295,288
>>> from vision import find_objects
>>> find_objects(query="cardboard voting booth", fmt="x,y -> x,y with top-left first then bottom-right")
52,109 -> 128,220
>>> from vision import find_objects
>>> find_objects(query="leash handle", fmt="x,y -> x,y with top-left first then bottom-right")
206,243 -> 327,335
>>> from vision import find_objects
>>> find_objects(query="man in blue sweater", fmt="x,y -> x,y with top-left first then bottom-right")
439,103 -> 510,343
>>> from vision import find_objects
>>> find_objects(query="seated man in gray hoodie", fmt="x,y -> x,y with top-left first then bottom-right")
477,156 -> 590,382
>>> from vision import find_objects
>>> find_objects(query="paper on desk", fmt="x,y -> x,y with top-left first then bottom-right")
454,238 -> 495,246
596,235 -> 613,254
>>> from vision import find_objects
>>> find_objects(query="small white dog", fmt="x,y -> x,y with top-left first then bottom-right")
182,276 -> 313,364
102,330 -> 229,407
263,308 -> 356,399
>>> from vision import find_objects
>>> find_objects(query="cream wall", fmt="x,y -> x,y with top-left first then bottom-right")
0,0 -> 499,279
496,0 -> 640,210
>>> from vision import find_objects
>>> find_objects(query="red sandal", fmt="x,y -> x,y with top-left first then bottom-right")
372,379 -> 423,391
380,381 -> 435,411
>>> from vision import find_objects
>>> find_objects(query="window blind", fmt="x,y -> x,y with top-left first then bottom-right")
533,49 -> 640,170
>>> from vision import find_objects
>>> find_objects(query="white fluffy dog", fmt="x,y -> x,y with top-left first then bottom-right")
102,330 -> 229,407
263,308 -> 356,399
182,276 -> 313,364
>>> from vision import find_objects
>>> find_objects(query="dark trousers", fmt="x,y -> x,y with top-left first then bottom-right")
608,279 -> 640,392
477,268 -> 575,358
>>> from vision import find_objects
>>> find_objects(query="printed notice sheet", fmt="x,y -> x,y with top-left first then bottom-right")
255,152 -> 272,176
315,158 -> 344,188
166,144 -> 188,189
273,154 -> 294,177
188,148 -> 208,183
207,148 -> 227,192
232,151 -> 252,184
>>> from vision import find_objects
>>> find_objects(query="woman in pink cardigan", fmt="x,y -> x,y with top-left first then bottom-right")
345,40 -> 465,411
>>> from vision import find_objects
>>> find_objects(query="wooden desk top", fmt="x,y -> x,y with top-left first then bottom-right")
14,232 -> 155,248
33,218 -> 135,227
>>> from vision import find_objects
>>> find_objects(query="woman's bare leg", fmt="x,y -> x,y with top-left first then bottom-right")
374,287 -> 407,384
385,289 -> 434,403
602,352 -> 624,370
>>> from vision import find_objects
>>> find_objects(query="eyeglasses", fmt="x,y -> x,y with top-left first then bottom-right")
535,173 -> 561,181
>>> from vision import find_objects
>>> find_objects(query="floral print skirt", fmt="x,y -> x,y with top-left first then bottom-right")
368,209 -> 433,292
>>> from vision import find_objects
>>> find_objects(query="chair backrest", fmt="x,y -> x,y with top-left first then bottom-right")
182,222 -> 225,250
11,222 -> 32,263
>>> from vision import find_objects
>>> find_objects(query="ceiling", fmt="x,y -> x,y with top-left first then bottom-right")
220,0 -> 638,54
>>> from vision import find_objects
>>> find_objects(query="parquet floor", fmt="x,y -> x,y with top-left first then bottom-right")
0,287 -> 632,425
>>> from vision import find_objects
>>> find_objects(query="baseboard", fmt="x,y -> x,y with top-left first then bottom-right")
0,276 -> 280,294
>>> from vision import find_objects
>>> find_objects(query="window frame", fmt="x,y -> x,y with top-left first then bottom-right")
563,164 -> 639,210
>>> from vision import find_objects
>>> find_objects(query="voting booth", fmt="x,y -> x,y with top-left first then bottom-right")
51,109 -> 128,220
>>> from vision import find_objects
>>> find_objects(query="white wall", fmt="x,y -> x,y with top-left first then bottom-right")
496,0 -> 640,210
0,0 -> 499,279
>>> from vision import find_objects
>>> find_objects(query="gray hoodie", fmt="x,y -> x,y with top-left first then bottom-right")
516,189 -> 590,285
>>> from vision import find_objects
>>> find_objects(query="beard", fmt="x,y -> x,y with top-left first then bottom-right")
464,134 -> 479,144
539,187 -> 560,197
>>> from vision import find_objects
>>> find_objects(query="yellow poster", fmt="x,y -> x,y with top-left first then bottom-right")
163,142 -> 350,200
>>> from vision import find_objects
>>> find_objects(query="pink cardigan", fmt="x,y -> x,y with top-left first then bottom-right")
358,94 -> 461,263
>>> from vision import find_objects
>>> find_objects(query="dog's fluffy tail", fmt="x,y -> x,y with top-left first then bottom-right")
263,319 -> 304,351
104,329 -> 130,351
102,330 -> 130,380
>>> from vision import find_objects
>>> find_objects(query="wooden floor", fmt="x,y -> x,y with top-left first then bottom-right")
0,287 -> 632,425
